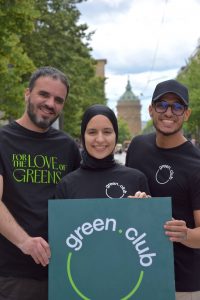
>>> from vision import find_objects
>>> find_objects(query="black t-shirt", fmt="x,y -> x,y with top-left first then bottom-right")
0,121 -> 81,279
126,133 -> 200,292
55,164 -> 150,199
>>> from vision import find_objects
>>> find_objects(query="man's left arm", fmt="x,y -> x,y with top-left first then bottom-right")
164,210 -> 200,248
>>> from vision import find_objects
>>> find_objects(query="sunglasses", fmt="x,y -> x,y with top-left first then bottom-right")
153,100 -> 187,116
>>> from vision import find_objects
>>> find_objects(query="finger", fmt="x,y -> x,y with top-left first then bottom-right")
32,255 -> 40,265
134,191 -> 141,197
165,228 -> 188,242
165,220 -> 186,227
164,224 -> 186,231
34,242 -> 50,267
137,192 -> 151,198
138,192 -> 144,198
30,238 -> 50,266
167,234 -> 187,242
40,239 -> 51,258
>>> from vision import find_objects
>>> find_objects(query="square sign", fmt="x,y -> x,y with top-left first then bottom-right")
48,197 -> 175,300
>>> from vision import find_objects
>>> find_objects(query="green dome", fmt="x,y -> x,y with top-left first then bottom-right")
118,79 -> 139,102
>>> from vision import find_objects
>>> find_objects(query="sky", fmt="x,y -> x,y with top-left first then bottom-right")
77,0 -> 200,121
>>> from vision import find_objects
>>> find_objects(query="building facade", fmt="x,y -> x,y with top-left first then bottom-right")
95,59 -> 107,78
116,80 -> 142,137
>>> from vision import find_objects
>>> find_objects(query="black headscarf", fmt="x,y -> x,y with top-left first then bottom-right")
81,104 -> 118,169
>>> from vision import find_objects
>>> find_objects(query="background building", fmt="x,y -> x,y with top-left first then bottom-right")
95,59 -> 107,78
116,79 -> 142,137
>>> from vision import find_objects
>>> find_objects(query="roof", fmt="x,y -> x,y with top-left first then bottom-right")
118,79 -> 139,102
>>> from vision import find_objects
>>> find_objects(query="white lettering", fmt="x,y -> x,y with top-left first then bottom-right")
66,218 -> 157,267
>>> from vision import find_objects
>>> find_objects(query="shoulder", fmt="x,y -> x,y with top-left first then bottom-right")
114,164 -> 147,178
183,142 -> 200,169
49,128 -> 79,147
49,128 -> 74,141
127,133 -> 155,156
130,133 -> 155,146
177,141 -> 200,160
0,123 -> 14,141
0,123 -> 12,133
60,167 -> 82,183
188,141 -> 200,157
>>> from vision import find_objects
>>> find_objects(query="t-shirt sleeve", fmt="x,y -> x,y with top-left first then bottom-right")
72,143 -> 81,171
0,153 -> 4,176
139,173 -> 151,195
125,136 -> 140,167
125,139 -> 134,166
189,170 -> 200,210
55,178 -> 69,199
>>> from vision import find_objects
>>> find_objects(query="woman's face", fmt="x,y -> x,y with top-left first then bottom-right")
84,115 -> 116,159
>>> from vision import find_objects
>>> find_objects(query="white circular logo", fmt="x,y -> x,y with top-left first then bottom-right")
105,182 -> 127,198
155,165 -> 174,184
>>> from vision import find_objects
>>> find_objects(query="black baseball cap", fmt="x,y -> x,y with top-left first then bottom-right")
152,79 -> 189,105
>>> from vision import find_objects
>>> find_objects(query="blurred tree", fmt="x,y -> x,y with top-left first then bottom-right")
117,117 -> 131,144
142,119 -> 154,135
22,0 -> 106,137
177,48 -> 200,141
0,0 -> 38,119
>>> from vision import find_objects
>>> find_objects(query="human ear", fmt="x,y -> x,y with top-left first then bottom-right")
24,88 -> 30,103
149,105 -> 153,118
184,108 -> 191,122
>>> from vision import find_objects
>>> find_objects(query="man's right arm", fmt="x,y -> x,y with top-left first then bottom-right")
0,175 -> 51,266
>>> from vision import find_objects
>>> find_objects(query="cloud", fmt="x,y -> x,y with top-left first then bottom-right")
106,68 -> 178,120
78,0 -> 200,120
78,0 -> 132,20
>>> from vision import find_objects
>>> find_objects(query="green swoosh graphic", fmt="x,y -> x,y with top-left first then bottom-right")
120,270 -> 144,300
67,252 -> 90,300
67,252 -> 144,300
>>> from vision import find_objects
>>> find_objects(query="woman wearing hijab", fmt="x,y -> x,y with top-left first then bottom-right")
55,104 -> 150,199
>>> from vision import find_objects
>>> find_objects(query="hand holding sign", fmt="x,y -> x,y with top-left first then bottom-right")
164,219 -> 188,242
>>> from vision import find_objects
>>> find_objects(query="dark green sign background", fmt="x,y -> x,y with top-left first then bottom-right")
48,197 -> 175,300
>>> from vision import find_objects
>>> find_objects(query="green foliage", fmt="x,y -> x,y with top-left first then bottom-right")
0,0 -> 106,134
117,117 -> 131,144
0,0 -> 38,119
142,119 -> 154,134
21,0 -> 106,137
177,50 -> 200,141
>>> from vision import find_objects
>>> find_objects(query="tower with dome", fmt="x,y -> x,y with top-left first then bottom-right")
116,79 -> 142,137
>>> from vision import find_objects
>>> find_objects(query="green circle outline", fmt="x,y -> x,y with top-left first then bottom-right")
66,252 -> 144,300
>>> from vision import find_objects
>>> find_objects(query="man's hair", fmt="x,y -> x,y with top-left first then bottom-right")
28,66 -> 70,98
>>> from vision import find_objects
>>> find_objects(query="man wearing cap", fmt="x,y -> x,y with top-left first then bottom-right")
126,79 -> 200,300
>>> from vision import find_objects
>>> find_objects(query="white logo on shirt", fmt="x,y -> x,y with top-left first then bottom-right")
105,182 -> 127,199
155,165 -> 174,184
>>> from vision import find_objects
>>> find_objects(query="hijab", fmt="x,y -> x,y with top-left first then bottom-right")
81,104 -> 118,169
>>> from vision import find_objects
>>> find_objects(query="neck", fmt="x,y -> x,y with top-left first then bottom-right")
156,131 -> 187,148
81,150 -> 116,170
16,114 -> 48,133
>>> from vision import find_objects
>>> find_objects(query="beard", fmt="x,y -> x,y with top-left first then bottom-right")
153,120 -> 183,136
27,97 -> 59,130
